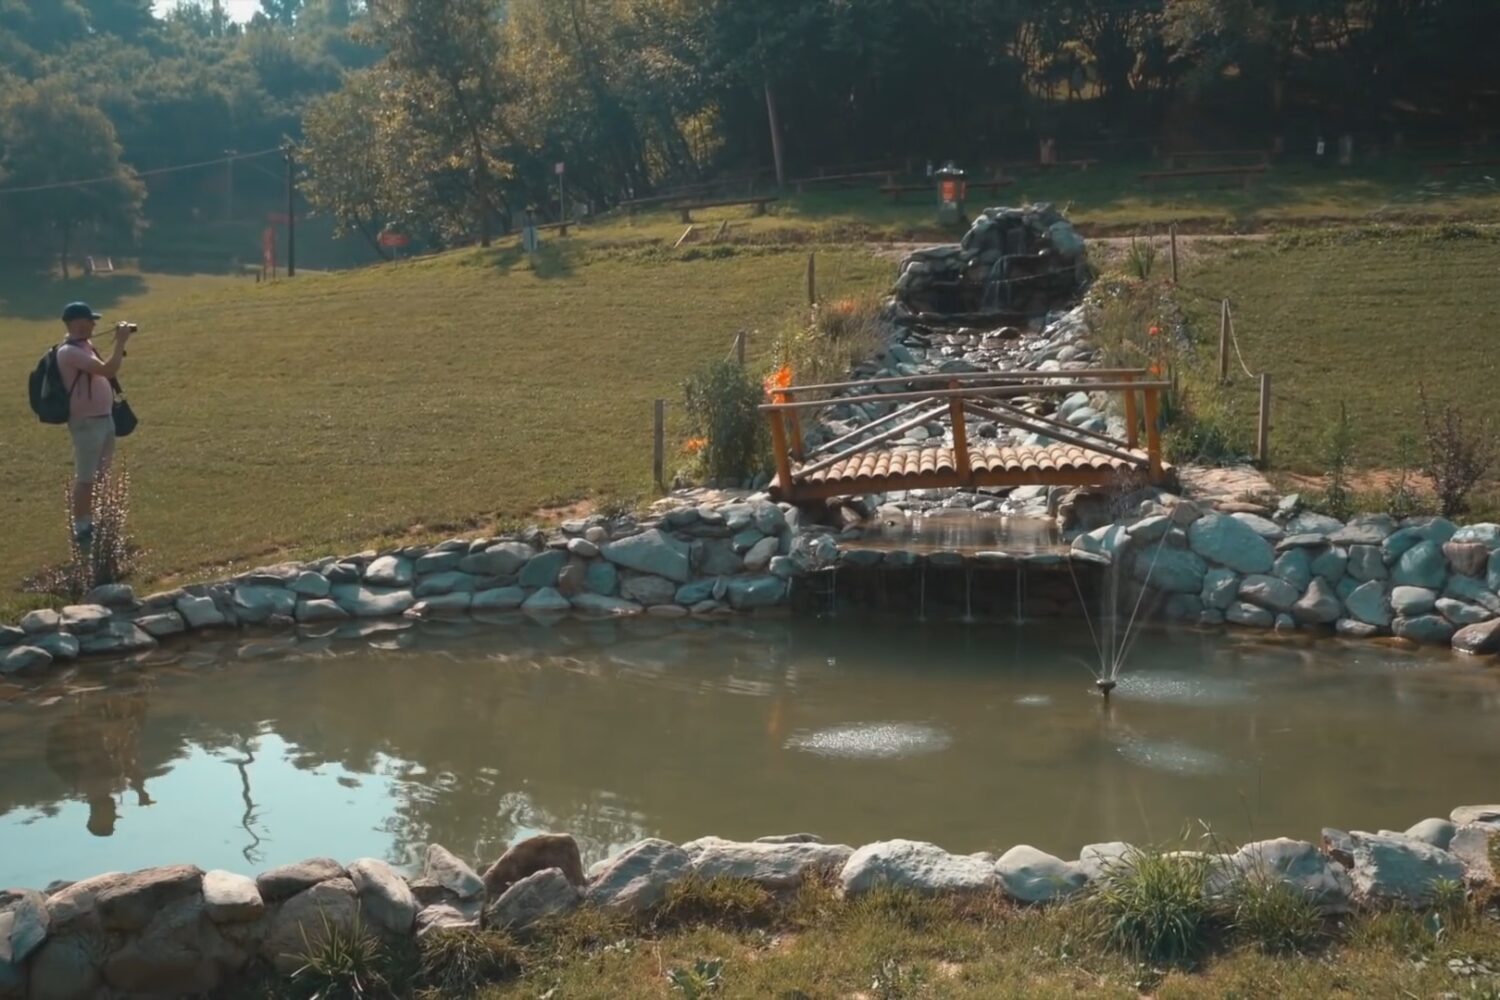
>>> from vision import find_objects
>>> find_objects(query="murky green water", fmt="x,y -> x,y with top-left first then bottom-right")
2,613 -> 1497,888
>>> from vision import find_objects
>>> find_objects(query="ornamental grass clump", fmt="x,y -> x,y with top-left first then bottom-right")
1085,846 -> 1218,965
1223,874 -> 1328,955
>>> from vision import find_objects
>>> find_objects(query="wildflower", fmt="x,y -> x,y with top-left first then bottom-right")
764,364 -> 793,403
682,436 -> 707,455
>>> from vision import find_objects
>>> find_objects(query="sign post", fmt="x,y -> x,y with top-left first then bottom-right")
261,226 -> 276,279
555,161 -> 566,230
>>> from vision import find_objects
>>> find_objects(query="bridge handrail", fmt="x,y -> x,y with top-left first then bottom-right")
759,379 -> 1171,412
775,367 -> 1152,398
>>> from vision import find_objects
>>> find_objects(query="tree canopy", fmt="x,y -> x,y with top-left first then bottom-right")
2,0 -> 1498,263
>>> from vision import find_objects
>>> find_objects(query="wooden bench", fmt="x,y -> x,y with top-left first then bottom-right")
672,196 -> 778,223
1160,149 -> 1271,170
1139,164 -> 1269,189
791,171 -> 893,194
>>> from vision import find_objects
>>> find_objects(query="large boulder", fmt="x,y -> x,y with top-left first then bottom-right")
1391,540 -> 1448,589
26,931 -> 103,1000
995,846 -> 1087,903
1403,818 -> 1457,850
1392,615 -> 1455,644
348,858 -> 417,935
363,555 -> 413,587
1390,586 -> 1438,617
331,585 -> 415,618
1452,618 -> 1500,655
683,838 -> 854,889
484,869 -> 580,932
202,871 -> 264,924
1344,581 -> 1391,627
1445,541 -> 1492,578
1292,578 -> 1341,625
1310,545 -> 1348,582
1348,832 -> 1465,906
725,576 -> 786,610
839,840 -> 999,898
424,845 -> 484,900
601,530 -> 691,583
1237,574 -> 1300,612
261,878 -> 361,974
1449,824 -> 1499,885
1133,547 -> 1207,594
1451,805 -> 1500,828
1332,515 -> 1395,546
0,890 -> 49,966
1347,544 -> 1388,582
1200,568 -> 1240,611
1188,514 -> 1275,574
1076,842 -> 1133,882
483,834 -> 586,897
95,865 -> 203,933
585,839 -> 692,914
256,857 -> 346,903
1211,839 -> 1352,914
459,542 -> 533,578
101,895 -> 247,996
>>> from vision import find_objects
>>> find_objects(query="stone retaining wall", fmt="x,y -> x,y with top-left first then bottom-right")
4,807 -> 1497,996
1075,502 -> 1500,656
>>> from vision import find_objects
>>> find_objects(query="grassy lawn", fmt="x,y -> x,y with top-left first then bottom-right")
1168,226 -> 1500,480
0,244 -> 890,616
249,874 -> 1500,1000
598,157 -> 1500,243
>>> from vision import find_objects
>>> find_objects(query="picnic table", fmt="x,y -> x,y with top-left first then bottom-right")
671,196 -> 778,223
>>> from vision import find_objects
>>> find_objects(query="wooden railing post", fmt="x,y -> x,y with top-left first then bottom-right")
788,410 -> 805,460
1143,387 -> 1163,482
768,409 -> 794,492
948,382 -> 972,484
1121,372 -> 1139,448
1256,373 -> 1272,466
653,399 -> 666,491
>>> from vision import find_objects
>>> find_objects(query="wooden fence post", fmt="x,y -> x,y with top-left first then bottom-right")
1169,223 -> 1179,284
1256,374 -> 1272,466
653,399 -> 666,491
734,330 -> 746,365
806,252 -> 817,308
1218,299 -> 1230,383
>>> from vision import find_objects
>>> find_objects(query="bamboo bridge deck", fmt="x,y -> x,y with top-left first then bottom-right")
761,369 -> 1170,503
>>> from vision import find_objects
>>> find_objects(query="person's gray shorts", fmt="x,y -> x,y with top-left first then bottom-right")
69,416 -> 116,480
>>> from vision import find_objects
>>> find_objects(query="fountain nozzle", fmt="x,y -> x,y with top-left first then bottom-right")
1095,678 -> 1117,701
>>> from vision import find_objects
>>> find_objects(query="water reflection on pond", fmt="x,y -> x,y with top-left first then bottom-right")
1,612 -> 1497,888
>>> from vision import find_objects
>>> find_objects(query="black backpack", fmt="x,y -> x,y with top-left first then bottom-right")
28,346 -> 71,424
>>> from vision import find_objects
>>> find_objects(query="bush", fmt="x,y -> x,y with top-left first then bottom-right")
681,358 -> 770,486
1126,236 -> 1159,280
1419,384 -> 1495,517
1383,431 -> 1428,519
1085,847 -> 1217,965
22,462 -> 142,604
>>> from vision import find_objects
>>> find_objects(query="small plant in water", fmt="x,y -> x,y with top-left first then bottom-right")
665,957 -> 725,998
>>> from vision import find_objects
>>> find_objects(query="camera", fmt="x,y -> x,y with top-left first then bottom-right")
117,322 -> 138,333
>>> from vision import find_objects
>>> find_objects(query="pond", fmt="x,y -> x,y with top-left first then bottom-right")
2,612 -> 1497,889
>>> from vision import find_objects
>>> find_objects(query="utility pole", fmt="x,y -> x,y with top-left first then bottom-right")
225,149 -> 236,222
283,143 -> 296,278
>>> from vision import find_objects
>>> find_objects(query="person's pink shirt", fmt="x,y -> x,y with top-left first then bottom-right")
56,341 -> 113,420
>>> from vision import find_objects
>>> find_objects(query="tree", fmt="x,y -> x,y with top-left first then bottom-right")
366,0 -> 513,245
0,80 -> 145,277
300,70 -> 393,257
259,0 -> 303,25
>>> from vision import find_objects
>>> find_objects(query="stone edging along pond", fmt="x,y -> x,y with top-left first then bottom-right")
3,813 -> 1499,995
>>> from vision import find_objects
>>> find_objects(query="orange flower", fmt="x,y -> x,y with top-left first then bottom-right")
1148,324 -> 1162,338
682,436 -> 707,455
1149,361 -> 1163,377
764,364 -> 793,403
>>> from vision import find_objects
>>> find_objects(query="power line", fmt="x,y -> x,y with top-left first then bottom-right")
0,146 -> 285,196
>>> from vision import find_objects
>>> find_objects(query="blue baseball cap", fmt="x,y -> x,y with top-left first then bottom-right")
61,302 -> 102,322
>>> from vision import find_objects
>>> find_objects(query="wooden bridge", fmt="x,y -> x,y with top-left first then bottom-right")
761,369 -> 1170,503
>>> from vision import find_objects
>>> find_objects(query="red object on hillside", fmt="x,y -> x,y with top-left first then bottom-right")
378,232 -> 411,248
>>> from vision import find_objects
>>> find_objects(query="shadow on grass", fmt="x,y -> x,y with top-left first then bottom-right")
475,241 -> 582,278
0,264 -> 148,322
